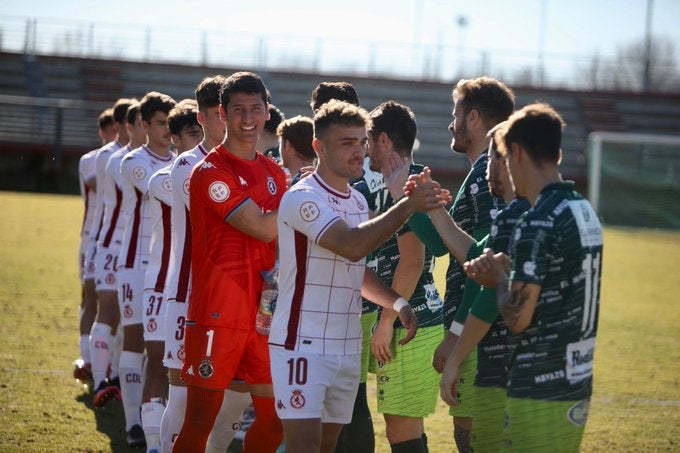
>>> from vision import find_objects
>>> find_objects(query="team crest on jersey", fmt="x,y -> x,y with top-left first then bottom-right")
300,201 -> 320,222
209,181 -> 230,202
267,176 -> 277,195
162,176 -> 172,192
470,183 -> 479,195
354,196 -> 365,211
290,390 -> 305,409
183,178 -> 190,195
199,358 -> 214,378
132,166 -> 147,180
147,319 -> 157,332
124,305 -> 133,318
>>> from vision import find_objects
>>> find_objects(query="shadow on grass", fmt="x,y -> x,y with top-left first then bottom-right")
75,389 -> 143,452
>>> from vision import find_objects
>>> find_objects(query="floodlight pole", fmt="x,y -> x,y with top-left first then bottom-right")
643,0 -> 654,92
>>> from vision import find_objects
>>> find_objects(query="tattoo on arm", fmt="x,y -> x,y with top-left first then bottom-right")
498,282 -> 530,330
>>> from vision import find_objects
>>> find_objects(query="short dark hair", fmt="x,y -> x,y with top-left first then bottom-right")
503,103 -> 565,165
168,99 -> 199,136
139,91 -> 176,123
369,101 -> 417,156
277,115 -> 314,160
125,102 -> 141,125
98,108 -> 114,129
313,100 -> 370,139
264,104 -> 285,134
310,81 -> 359,113
219,71 -> 268,110
453,77 -> 515,130
195,75 -> 227,111
112,98 -> 137,124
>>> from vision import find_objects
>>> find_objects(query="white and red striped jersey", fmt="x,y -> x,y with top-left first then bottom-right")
97,144 -> 132,249
270,173 -> 369,355
119,145 -> 175,270
89,140 -> 124,244
164,143 -> 209,304
144,164 -> 173,293
78,149 -> 98,238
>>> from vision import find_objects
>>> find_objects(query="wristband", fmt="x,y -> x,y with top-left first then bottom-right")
392,297 -> 408,313
449,321 -> 463,336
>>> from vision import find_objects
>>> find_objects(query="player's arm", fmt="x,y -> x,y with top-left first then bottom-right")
489,249 -> 540,334
440,314 -> 491,406
361,269 -> 418,346
225,200 -> 278,243
371,231 -> 424,363
428,206 -> 475,265
318,191 -> 444,262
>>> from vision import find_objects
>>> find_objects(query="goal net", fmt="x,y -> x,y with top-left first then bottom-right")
588,131 -> 680,229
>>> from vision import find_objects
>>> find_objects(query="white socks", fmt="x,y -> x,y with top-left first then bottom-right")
119,350 -> 144,431
79,334 -> 90,363
207,389 -> 253,452
89,322 -> 112,386
160,384 -> 186,453
142,397 -> 165,452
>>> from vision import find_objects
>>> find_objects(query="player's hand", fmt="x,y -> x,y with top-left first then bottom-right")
396,305 -> 418,345
440,360 -> 461,406
464,248 -> 510,286
403,168 -> 450,213
382,152 -> 410,200
371,320 -> 395,364
432,331 -> 457,373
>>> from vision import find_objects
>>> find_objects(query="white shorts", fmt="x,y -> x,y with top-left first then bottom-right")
94,246 -> 120,291
143,289 -> 166,342
269,346 -> 360,424
118,267 -> 144,326
163,300 -> 187,370
82,237 -> 97,282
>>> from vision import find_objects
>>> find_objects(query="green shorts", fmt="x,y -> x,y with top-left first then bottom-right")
502,397 -> 590,452
360,311 -> 378,383
448,348 -> 477,418
472,386 -> 506,452
375,325 -> 443,417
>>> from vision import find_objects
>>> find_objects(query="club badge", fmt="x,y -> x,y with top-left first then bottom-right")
199,358 -> 214,379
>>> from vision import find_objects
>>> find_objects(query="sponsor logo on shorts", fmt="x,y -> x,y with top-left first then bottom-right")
209,181 -> 229,203
177,346 -> 185,362
267,176 -> 277,195
300,201 -> 320,222
105,273 -> 115,285
147,319 -> 157,332
87,262 -> 95,273
124,305 -> 133,318
567,399 -> 590,427
199,358 -> 214,378
290,389 -> 305,409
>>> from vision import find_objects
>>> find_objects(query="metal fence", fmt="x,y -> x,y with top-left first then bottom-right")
2,13 -> 678,93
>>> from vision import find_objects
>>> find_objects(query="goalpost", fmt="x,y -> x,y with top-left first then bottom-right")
588,131 -> 680,229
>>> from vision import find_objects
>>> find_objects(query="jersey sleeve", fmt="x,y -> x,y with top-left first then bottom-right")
469,287 -> 499,324
279,187 -> 342,244
149,170 -> 173,207
121,152 -> 153,194
190,162 -> 251,221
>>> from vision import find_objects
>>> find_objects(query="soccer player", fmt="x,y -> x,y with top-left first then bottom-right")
88,98 -> 136,405
309,81 -> 360,113
465,103 -> 603,452
276,115 -> 315,185
268,99 -> 446,453
172,71 -> 287,453
119,91 -> 177,447
73,107 -> 116,386
354,101 -> 444,453
141,99 -> 202,452
403,122 -> 531,452
404,77 -> 514,451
